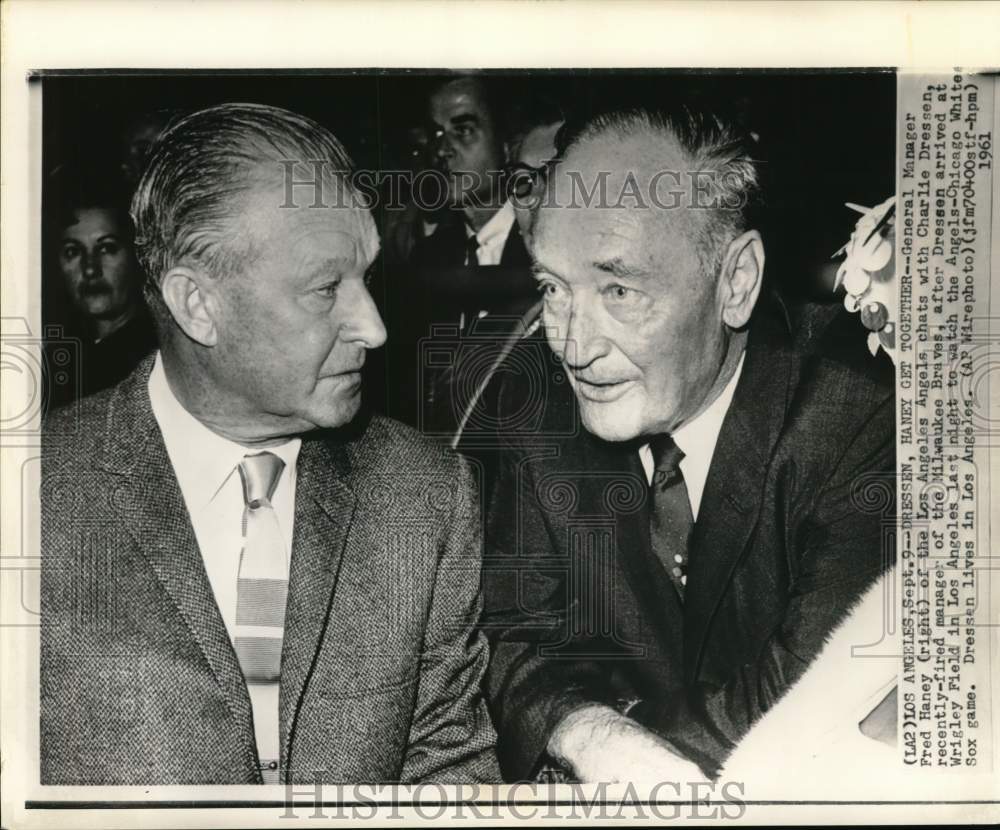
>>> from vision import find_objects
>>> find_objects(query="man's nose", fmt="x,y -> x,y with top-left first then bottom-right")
346,282 -> 388,350
433,131 -> 455,161
559,298 -> 609,370
81,251 -> 100,279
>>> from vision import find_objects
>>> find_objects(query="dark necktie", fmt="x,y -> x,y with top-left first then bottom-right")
648,435 -> 694,600
465,232 -> 480,266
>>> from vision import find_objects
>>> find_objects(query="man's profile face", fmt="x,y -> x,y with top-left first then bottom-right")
428,78 -> 504,208
516,121 -> 563,170
512,120 -> 563,242
531,131 -> 730,443
209,176 -> 386,435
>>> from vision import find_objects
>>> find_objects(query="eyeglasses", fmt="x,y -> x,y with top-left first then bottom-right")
506,161 -> 546,201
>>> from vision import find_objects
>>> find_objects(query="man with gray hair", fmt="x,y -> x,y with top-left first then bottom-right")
41,103 -> 499,785
481,100 -> 894,782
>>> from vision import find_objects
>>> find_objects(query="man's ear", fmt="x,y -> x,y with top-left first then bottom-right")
719,229 -> 765,329
159,266 -> 221,346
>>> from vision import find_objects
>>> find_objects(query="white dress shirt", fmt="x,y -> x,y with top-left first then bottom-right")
147,353 -> 301,771
466,199 -> 517,265
638,352 -> 745,521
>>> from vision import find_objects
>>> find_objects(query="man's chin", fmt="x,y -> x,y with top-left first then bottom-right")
310,396 -> 362,431
78,296 -> 115,317
577,401 -> 643,444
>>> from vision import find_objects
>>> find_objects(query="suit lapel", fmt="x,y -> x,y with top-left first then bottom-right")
500,223 -> 530,267
100,360 -> 259,775
576,433 -> 685,653
419,211 -> 466,267
279,434 -> 355,766
683,297 -> 799,682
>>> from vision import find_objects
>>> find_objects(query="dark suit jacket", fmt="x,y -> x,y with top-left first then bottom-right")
409,208 -> 530,271
480,296 -> 896,780
382,210 -> 537,434
44,304 -> 157,411
41,357 -> 499,785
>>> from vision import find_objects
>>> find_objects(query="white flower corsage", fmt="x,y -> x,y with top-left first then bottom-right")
833,196 -> 896,364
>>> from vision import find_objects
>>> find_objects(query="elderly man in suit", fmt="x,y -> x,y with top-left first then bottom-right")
480,101 -> 895,782
41,103 -> 498,785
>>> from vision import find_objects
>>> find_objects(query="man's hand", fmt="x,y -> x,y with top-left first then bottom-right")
547,704 -> 709,785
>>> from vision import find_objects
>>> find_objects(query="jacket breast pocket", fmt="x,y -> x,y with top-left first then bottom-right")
314,655 -> 419,701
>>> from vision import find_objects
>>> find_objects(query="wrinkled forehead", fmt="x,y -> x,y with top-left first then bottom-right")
536,129 -> 708,250
535,151 -> 704,266
245,167 -> 380,263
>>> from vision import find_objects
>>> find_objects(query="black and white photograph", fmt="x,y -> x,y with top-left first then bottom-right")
1,2 -> 998,827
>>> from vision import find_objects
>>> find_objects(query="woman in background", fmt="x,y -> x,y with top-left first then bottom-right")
44,166 -> 156,409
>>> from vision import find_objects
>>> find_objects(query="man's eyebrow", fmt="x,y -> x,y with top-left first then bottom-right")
449,113 -> 480,127
593,257 -> 652,281
303,257 -> 352,282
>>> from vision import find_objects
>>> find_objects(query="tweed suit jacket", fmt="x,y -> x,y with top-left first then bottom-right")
41,356 -> 499,785
480,296 -> 896,779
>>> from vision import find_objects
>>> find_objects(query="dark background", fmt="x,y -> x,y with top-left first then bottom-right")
41,68 -> 896,288
41,69 -> 896,421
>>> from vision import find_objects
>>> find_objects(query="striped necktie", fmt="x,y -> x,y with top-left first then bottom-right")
234,452 -> 288,682
648,435 -> 694,600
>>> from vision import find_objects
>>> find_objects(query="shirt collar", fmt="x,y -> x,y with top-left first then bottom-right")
671,350 -> 746,466
639,350 -> 746,518
466,199 -> 516,247
147,352 -> 301,512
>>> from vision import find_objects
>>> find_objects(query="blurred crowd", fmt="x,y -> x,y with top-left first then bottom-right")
41,72 -> 892,437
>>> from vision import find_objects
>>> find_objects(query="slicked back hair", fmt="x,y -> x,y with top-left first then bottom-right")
555,100 -> 763,278
131,102 -> 358,319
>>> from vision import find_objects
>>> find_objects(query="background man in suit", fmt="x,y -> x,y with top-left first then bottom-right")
411,75 -> 527,271
394,76 -> 539,434
481,102 -> 895,782
41,103 -> 498,785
